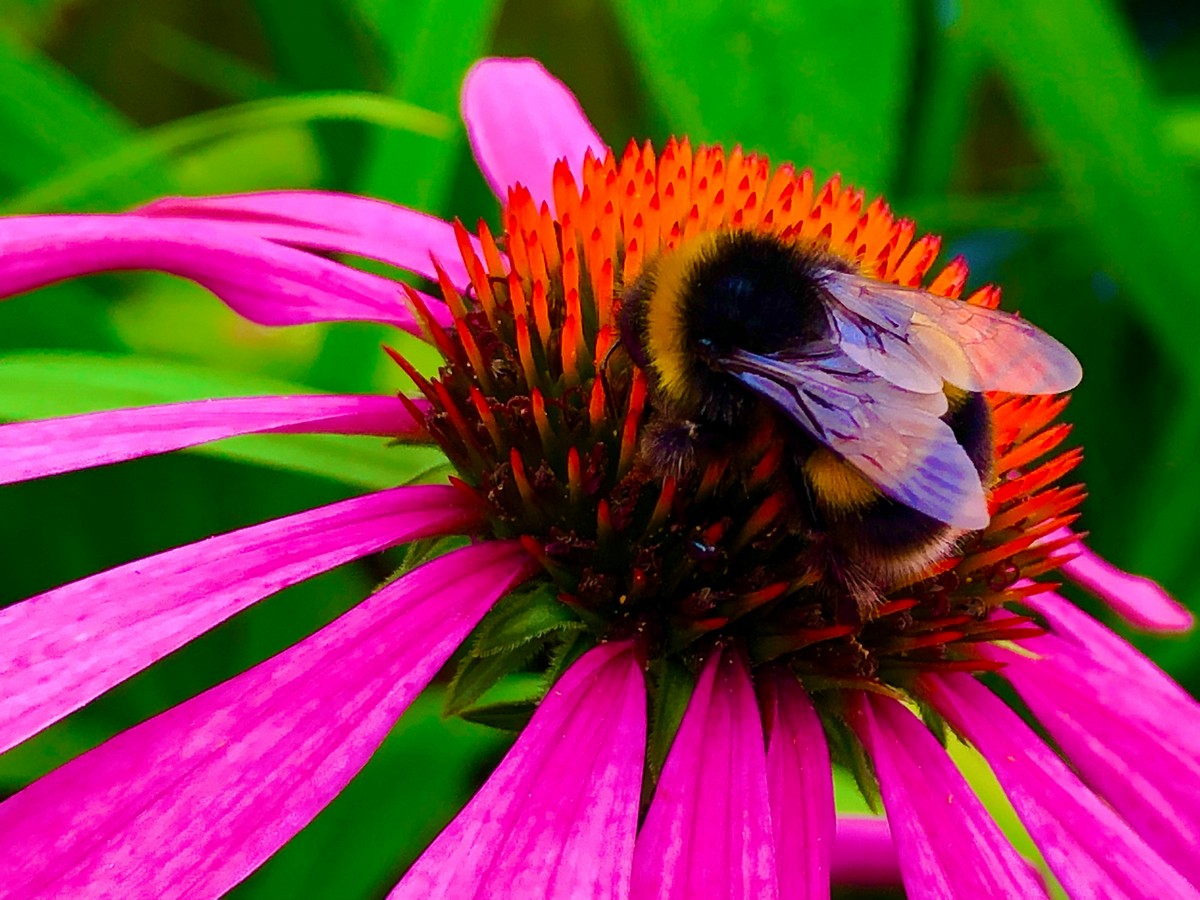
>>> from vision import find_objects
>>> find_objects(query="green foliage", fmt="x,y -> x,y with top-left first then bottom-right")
2,1 -> 1199,894
610,0 -> 913,192
444,584 -> 585,722
642,655 -> 694,806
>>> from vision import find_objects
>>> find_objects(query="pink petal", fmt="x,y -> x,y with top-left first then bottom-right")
0,214 -> 451,331
763,670 -> 834,900
832,816 -> 901,887
1044,527 -> 1192,632
0,484 -> 480,755
462,58 -> 607,210
137,191 -> 477,287
985,635 -> 1200,885
0,541 -> 532,898
1021,591 -> 1196,710
920,672 -> 1197,897
847,692 -> 1047,900
0,393 -> 430,486
393,641 -> 646,900
632,648 -> 777,900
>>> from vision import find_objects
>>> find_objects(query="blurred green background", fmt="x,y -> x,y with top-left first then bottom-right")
0,0 -> 1197,895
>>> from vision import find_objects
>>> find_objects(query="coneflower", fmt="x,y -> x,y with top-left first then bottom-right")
0,58 -> 1194,899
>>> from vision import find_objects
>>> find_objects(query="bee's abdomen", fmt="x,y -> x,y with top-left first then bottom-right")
806,391 -> 994,585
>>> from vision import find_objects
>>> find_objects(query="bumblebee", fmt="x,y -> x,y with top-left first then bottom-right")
618,230 -> 1081,603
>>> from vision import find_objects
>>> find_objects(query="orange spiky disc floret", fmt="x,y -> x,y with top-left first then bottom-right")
398,140 -> 1082,683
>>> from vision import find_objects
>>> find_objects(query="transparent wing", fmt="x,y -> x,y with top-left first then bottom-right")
822,270 -> 1082,395
822,282 -> 945,393
721,347 -> 989,529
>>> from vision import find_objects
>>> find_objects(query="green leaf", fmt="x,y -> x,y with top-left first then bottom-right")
1126,400 -> 1200,593
971,1 -> 1200,385
609,0 -> 913,191
4,92 -> 449,214
0,35 -> 173,202
251,0 -> 385,184
898,5 -> 987,198
472,583 -> 584,657
1164,102 -> 1200,160
310,0 -> 503,393
144,22 -> 279,102
966,1 -> 1200,583
356,0 -> 503,209
0,352 -> 444,489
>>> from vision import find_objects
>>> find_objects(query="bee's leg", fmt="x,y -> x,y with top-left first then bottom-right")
639,418 -> 701,479
806,538 -> 885,625
639,417 -> 742,480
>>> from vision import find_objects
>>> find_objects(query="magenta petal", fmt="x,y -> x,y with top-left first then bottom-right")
462,58 -> 607,210
0,541 -> 532,898
1020,592 -> 1196,710
1046,528 -> 1192,631
832,816 -> 901,887
137,191 -> 476,286
987,636 -> 1200,885
921,673 -> 1197,897
393,642 -> 646,900
0,393 -> 430,486
0,214 -> 450,331
632,648 -> 777,900
0,484 -> 480,755
848,692 -> 1047,899
764,671 -> 834,900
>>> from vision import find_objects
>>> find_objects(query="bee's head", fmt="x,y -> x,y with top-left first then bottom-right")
694,336 -> 722,371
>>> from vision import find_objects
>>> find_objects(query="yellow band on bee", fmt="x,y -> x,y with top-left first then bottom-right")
644,232 -> 726,408
804,447 -> 880,511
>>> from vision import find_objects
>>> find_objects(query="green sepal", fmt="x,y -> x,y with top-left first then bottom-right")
444,642 -> 540,719
458,699 -> 538,733
915,696 -> 951,749
539,629 -> 591,692
372,535 -> 466,596
821,707 -> 882,814
399,535 -> 468,576
642,656 -> 696,807
444,584 -> 587,721
471,583 -> 585,658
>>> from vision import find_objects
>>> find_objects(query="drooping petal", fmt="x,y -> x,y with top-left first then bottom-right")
0,214 -> 450,331
393,641 -> 646,900
632,648 -> 777,900
763,670 -> 834,900
137,192 -> 476,287
920,672 -> 1197,897
984,635 -> 1200,886
461,58 -> 606,211
0,541 -> 533,898
832,816 -> 900,888
847,692 -> 1047,900
0,484 -> 480,755
1044,527 -> 1192,632
1020,591 -> 1197,711
0,393 -> 431,486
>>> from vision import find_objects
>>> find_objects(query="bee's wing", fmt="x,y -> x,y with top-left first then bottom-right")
721,348 -> 989,530
822,271 -> 1082,395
